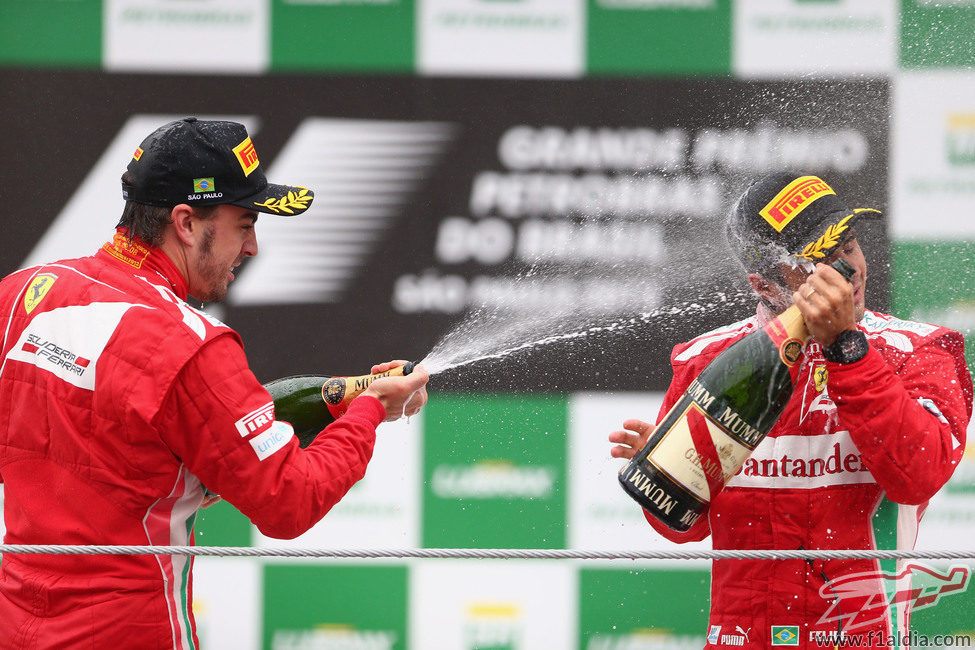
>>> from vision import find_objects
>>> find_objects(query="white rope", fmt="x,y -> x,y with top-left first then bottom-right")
3,545 -> 975,561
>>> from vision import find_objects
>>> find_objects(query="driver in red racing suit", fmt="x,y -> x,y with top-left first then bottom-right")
0,118 -> 429,649
610,173 -> 972,649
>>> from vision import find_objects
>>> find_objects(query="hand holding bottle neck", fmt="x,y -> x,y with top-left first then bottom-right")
791,261 -> 860,347
361,363 -> 429,422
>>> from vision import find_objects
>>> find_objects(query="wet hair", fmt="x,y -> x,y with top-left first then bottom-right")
117,171 -> 216,246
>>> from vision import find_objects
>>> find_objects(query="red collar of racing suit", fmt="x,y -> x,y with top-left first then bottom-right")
97,227 -> 189,300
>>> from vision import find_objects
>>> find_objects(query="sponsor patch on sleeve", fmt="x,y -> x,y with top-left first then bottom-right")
235,401 -> 276,437
249,421 -> 294,461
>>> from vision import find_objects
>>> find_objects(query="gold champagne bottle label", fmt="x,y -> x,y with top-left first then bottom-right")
322,364 -> 409,405
646,400 -> 753,502
321,362 -> 415,418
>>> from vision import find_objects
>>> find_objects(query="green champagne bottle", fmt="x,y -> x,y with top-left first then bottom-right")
619,259 -> 855,532
265,362 -> 417,448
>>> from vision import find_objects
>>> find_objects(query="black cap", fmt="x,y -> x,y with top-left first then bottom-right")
727,172 -> 881,272
121,117 -> 313,215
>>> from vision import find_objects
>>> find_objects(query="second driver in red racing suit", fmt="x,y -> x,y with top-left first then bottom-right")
610,172 -> 972,649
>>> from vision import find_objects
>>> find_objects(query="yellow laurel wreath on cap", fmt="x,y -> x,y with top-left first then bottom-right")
254,188 -> 312,215
794,214 -> 853,261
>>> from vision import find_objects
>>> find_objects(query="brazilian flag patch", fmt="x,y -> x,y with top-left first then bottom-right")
771,626 -> 799,646
193,177 -> 215,193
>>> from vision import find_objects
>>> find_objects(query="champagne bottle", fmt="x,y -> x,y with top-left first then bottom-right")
618,259 -> 855,532
265,362 -> 417,448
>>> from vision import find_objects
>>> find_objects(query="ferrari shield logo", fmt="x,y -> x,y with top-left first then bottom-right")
24,273 -> 58,314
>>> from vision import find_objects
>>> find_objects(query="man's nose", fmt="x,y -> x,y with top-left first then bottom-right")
244,231 -> 258,257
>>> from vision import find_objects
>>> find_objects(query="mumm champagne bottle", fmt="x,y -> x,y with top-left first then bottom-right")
619,259 -> 855,531
265,362 -> 416,448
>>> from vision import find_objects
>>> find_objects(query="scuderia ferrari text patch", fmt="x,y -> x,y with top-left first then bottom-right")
8,301 -> 146,391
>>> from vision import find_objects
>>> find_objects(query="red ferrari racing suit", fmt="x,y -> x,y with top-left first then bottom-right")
0,231 -> 386,649
645,308 -> 972,649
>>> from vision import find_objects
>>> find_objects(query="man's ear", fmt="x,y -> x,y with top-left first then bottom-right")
747,272 -> 772,299
169,204 -> 198,247
748,271 -> 789,310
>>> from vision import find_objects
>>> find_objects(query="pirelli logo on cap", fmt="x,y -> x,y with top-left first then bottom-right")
133,147 -> 144,161
232,137 -> 260,177
759,176 -> 835,232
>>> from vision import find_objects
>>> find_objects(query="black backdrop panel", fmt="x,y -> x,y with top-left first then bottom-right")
0,70 -> 888,391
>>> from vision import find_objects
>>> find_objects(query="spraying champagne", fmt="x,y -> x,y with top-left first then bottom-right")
265,362 -> 417,448
618,259 -> 856,531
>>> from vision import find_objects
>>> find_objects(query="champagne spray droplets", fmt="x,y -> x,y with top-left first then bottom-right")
420,288 -> 754,377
